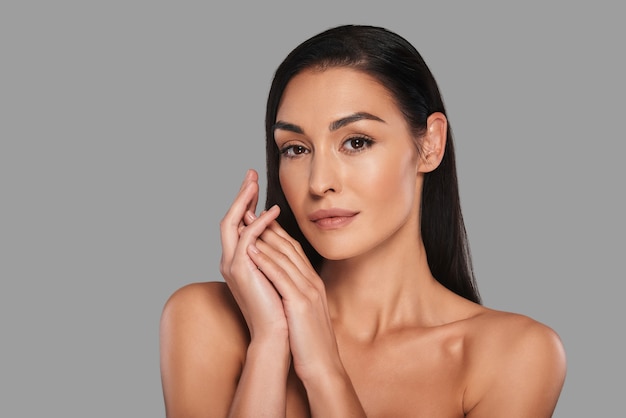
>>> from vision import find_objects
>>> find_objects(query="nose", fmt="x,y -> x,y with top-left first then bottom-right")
308,152 -> 340,196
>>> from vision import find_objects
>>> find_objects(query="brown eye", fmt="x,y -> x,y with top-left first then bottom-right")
343,136 -> 374,153
280,144 -> 310,158
350,138 -> 365,149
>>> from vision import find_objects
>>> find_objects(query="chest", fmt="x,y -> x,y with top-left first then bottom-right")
287,332 -> 468,417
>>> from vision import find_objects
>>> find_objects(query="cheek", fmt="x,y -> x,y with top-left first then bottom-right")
363,149 -> 418,205
278,165 -> 304,210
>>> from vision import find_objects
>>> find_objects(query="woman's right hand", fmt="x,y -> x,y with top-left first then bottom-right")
219,169 -> 288,342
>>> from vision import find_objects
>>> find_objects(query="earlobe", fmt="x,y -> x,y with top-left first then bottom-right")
418,112 -> 447,173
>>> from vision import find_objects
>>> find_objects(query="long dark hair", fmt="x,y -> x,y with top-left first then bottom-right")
264,25 -> 481,304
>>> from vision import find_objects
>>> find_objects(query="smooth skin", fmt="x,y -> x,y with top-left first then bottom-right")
160,68 -> 566,417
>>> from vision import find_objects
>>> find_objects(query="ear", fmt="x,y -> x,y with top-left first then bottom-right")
418,112 -> 447,173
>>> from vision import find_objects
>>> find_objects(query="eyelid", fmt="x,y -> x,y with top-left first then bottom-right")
341,135 -> 375,153
279,134 -> 375,158
279,142 -> 310,158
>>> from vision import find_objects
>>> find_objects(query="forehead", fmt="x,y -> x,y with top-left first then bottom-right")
276,67 -> 402,125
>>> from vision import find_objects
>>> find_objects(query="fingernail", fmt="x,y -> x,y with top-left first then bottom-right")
245,211 -> 256,221
248,244 -> 259,254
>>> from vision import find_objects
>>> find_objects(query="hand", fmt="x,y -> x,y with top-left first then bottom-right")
219,170 -> 288,342
245,218 -> 344,383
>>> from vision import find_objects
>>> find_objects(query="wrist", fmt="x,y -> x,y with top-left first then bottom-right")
301,363 -> 349,393
303,368 -> 365,417
247,336 -> 290,365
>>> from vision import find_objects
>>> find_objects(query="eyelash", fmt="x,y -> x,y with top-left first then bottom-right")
343,136 -> 374,154
279,136 -> 374,158
280,144 -> 309,158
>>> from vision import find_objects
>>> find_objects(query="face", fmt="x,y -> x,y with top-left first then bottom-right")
274,67 -> 423,261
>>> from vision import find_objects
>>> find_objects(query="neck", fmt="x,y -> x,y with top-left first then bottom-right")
321,233 -> 448,342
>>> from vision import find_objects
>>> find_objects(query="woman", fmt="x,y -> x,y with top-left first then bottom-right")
160,25 -> 566,417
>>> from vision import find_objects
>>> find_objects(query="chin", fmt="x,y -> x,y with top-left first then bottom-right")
307,237 -> 364,261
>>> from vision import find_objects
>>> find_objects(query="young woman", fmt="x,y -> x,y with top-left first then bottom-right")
160,25 -> 566,417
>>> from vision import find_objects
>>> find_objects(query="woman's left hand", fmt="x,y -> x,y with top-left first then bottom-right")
244,215 -> 343,383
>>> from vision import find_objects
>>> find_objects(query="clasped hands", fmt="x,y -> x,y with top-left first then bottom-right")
220,169 -> 341,382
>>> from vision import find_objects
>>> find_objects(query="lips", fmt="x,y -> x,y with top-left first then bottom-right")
308,208 -> 359,229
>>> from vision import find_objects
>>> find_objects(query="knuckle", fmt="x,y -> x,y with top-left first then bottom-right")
304,284 -> 321,302
274,239 -> 296,258
271,265 -> 286,281
239,224 -> 255,240
230,262 -> 245,277
277,251 -> 290,264
292,296 -> 311,314
313,279 -> 325,293
219,257 -> 228,275
291,239 -> 304,252
219,264 -> 231,279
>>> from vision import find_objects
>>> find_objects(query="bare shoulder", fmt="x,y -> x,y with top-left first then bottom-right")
463,307 -> 567,417
161,281 -> 247,340
466,307 -> 565,355
160,281 -> 248,417
160,280 -> 249,361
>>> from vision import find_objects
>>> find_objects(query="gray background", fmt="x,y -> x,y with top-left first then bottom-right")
1,1 -> 623,417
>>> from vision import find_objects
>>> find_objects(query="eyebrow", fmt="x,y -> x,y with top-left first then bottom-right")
273,121 -> 304,134
273,112 -> 386,134
329,112 -> 385,131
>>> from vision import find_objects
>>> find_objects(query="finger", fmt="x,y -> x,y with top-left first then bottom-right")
221,178 -> 259,259
245,170 -> 259,216
229,205 -> 280,277
234,169 -> 256,231
244,204 -> 271,227
247,170 -> 259,216
243,210 -> 258,226
222,180 -> 257,237
225,206 -> 281,302
229,206 -> 280,279
240,169 -> 259,219
238,168 -> 256,192
250,237 -> 320,296
259,221 -> 314,271
236,205 -> 281,249
247,243 -> 308,299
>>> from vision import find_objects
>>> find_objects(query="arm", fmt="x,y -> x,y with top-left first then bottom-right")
465,318 -> 567,418
220,170 -> 295,417
160,282 -> 245,417
160,170 -> 292,417
228,337 -> 291,417
247,218 -> 367,417
160,282 -> 292,418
